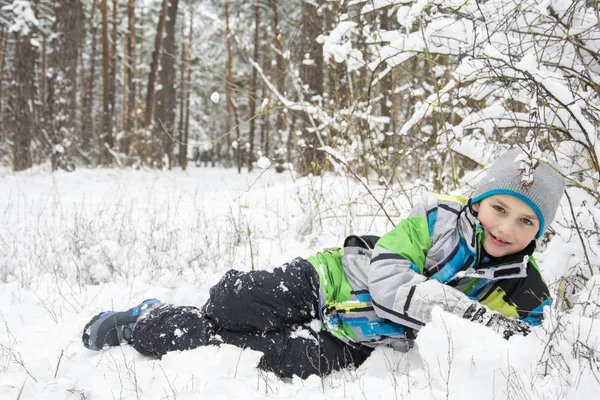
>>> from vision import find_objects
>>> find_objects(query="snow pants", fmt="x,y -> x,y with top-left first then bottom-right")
131,258 -> 373,378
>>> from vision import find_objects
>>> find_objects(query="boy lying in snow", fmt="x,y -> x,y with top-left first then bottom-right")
82,149 -> 566,379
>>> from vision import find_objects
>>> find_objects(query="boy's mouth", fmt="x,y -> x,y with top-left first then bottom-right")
489,232 -> 510,247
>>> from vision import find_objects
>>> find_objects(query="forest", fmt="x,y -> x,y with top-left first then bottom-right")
1,0 -> 599,252
1,0 -> 380,175
0,1 -> 593,187
0,0 -> 598,185
1,0 -> 598,229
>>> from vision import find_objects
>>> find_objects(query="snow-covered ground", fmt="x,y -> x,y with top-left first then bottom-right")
0,166 -> 598,399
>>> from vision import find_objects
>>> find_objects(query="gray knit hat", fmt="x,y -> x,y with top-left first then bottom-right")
472,149 -> 566,239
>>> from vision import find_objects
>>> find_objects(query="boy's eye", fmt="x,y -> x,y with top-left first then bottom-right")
493,205 -> 505,213
521,218 -> 533,226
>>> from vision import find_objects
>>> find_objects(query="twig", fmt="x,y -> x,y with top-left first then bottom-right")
103,143 -> 123,168
564,190 -> 594,277
247,225 -> 255,271
54,349 -> 64,379
320,148 -> 396,227
16,379 -> 26,400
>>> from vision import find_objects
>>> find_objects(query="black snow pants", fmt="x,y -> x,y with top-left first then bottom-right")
131,257 -> 372,379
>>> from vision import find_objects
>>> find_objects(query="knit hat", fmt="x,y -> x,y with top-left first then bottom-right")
472,149 -> 566,239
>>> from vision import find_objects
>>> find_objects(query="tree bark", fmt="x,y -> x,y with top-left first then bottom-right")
299,0 -> 325,175
124,0 -> 137,155
177,36 -> 186,168
49,0 -> 81,171
270,0 -> 286,155
10,34 -> 36,171
145,0 -> 168,127
37,1 -> 47,123
154,0 -> 179,169
0,28 -> 6,135
101,0 -> 113,161
324,2 -> 348,112
224,0 -> 234,167
247,1 -> 260,172
182,2 -> 194,171
260,25 -> 271,158
110,0 -> 118,130
82,0 -> 99,154
233,101 -> 243,173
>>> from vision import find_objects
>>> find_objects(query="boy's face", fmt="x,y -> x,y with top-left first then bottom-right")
472,194 -> 539,257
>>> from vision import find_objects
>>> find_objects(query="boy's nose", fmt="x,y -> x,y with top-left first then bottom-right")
497,219 -> 513,237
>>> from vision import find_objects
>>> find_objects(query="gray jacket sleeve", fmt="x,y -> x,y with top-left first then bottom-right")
369,245 -> 475,330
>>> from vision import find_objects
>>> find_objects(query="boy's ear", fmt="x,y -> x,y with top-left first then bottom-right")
471,201 -> 480,212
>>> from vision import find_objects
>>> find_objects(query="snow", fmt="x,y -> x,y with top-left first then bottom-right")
0,163 -> 599,398
260,98 -> 269,113
317,21 -> 360,68
256,156 -> 271,169
318,145 -> 348,165
396,0 -> 429,32
3,0 -> 38,36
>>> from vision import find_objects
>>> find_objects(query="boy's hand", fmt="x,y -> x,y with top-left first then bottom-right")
463,304 -> 531,339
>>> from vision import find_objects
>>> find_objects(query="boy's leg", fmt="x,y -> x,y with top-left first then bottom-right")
215,325 -> 372,379
203,257 -> 320,332
130,303 -> 371,378
131,303 -> 217,356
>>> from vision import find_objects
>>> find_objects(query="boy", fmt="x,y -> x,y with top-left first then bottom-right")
82,149 -> 566,379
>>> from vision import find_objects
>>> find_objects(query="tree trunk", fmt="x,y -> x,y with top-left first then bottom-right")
233,101 -> 243,173
0,28 -> 6,135
124,0 -> 137,155
177,37 -> 186,168
82,0 -> 98,155
40,13 -> 47,122
224,0 -> 234,167
324,2 -> 348,113
380,8 -> 392,136
260,27 -> 271,158
299,0 -> 324,175
376,6 -> 396,178
110,0 -> 118,131
145,0 -> 168,127
182,2 -> 194,171
154,0 -> 179,169
101,0 -> 113,161
270,0 -> 286,155
247,1 -> 260,172
10,34 -> 36,171
138,3 -> 145,109
121,32 -> 127,134
49,0 -> 81,171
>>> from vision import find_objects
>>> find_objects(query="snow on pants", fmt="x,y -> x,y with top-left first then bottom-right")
131,257 -> 373,378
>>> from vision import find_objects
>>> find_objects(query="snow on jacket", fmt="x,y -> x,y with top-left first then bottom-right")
308,193 -> 551,350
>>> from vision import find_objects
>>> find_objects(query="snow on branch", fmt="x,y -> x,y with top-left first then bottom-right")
2,0 -> 38,36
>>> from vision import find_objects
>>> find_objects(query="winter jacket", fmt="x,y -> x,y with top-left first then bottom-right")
308,193 -> 551,350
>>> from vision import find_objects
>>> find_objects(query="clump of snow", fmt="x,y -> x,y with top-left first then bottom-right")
317,21 -> 364,72
396,0 -> 429,32
256,156 -> 271,169
3,0 -> 38,36
210,92 -> 220,103
260,98 -> 269,113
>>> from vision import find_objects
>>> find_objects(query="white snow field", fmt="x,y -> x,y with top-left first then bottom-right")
0,166 -> 598,399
